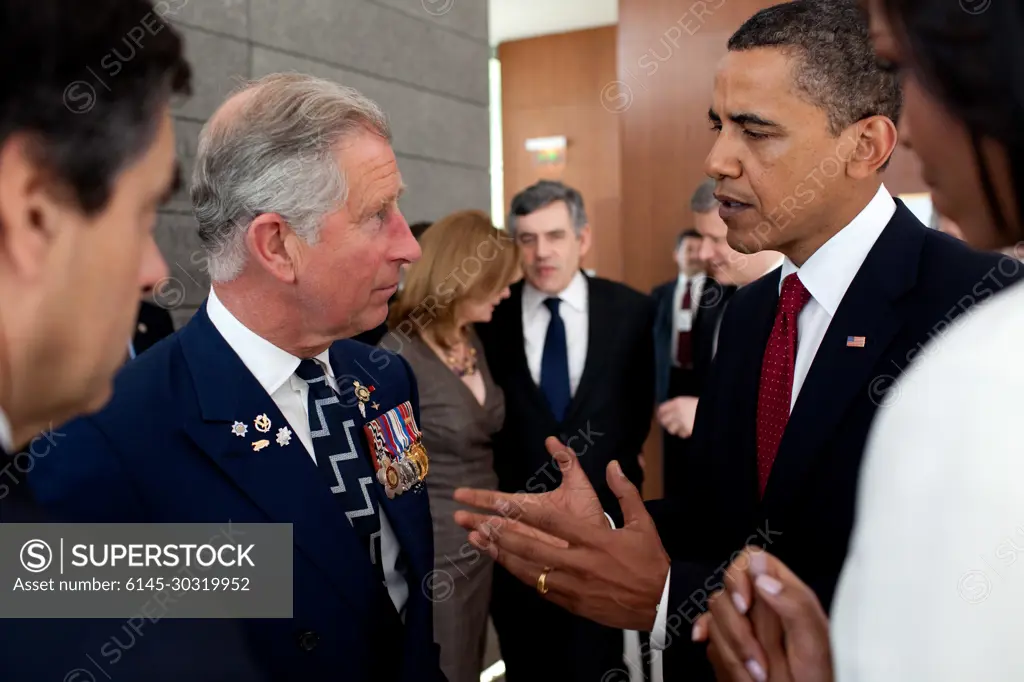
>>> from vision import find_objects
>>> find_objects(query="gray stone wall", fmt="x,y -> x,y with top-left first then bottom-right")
155,0 -> 491,326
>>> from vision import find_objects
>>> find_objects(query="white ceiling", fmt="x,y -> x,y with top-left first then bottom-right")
488,0 -> 618,46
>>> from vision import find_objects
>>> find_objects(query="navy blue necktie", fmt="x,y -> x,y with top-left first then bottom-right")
540,297 -> 571,422
295,359 -> 384,581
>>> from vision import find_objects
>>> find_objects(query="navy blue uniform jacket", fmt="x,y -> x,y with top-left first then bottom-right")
21,302 -> 445,682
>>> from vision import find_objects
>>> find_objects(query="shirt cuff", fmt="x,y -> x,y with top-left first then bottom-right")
649,568 -> 672,649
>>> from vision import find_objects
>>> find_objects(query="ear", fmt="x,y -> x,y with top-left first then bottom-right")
245,213 -> 303,284
577,223 -> 593,259
0,134 -> 70,279
844,115 -> 898,179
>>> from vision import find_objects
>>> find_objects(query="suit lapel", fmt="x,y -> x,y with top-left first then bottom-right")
654,281 -> 675,343
763,210 -> 924,506
178,305 -> 386,613
726,275 -> 782,500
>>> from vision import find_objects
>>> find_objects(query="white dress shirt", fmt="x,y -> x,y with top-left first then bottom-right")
522,270 -> 589,396
672,273 -> 705,366
832,278 -> 1024,681
650,184 -> 897,648
206,287 -> 408,616
0,405 -> 13,454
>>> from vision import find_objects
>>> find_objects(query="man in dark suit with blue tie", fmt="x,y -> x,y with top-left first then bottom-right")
26,73 -> 445,681
476,180 -> 655,681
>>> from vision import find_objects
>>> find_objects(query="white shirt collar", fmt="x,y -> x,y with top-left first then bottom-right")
205,287 -> 333,394
523,270 -> 589,315
779,184 -> 896,316
0,405 -> 13,453
678,271 -> 705,287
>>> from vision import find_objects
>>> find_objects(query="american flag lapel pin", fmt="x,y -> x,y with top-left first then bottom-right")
847,336 -> 866,348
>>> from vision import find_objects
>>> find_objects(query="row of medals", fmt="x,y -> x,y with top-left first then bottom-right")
355,382 -> 429,499
375,442 -> 429,499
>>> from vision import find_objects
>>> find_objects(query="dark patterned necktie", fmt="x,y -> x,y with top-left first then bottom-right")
755,273 -> 812,498
540,297 -> 571,422
295,358 -> 384,581
676,278 -> 693,368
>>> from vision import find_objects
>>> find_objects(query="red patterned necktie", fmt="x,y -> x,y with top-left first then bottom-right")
676,279 -> 693,368
755,273 -> 812,498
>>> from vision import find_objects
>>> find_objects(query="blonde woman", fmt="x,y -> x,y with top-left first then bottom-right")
385,210 -> 518,682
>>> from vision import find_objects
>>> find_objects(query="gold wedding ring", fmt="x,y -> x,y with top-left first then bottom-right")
536,567 -> 552,595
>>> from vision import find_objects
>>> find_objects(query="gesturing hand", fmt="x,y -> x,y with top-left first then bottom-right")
452,438 -> 670,631
452,437 -> 607,552
693,547 -> 834,682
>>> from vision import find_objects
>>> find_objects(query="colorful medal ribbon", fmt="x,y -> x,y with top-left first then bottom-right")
362,401 -> 428,497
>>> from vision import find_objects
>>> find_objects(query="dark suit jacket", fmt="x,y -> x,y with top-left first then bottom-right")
652,276 -> 734,404
132,300 -> 176,355
23,302 -> 445,682
477,273 -> 655,681
0,448 -> 268,681
648,202 -> 1024,678
477,274 -> 655,522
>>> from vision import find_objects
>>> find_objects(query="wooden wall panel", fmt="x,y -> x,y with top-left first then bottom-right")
499,26 -> 623,281
616,0 -> 927,498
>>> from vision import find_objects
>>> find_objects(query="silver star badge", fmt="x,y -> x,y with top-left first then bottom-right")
231,421 -> 247,437
276,427 -> 292,447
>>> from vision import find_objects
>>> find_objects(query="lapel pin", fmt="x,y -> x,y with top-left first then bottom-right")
254,413 -> 271,433
846,336 -> 866,348
276,426 -> 292,447
231,421 -> 248,437
353,381 -> 375,418
371,401 -> 380,411
252,439 -> 270,452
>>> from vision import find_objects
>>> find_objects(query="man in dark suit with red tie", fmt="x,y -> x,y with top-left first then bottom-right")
652,228 -> 710,497
451,3 -> 1024,681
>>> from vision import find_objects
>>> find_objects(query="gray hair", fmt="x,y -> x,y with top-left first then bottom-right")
191,72 -> 392,282
506,180 -> 588,237
691,178 -> 719,214
728,0 -> 901,137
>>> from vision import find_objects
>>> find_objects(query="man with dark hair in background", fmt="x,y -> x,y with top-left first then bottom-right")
476,179 -> 654,681
453,2 -> 1023,681
652,226 -> 707,498
0,0 -> 263,679
655,180 -> 785,452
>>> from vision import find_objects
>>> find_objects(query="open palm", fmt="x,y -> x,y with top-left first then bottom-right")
456,436 -> 608,549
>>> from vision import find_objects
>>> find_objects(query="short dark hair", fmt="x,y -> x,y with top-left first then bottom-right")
879,0 -> 1024,239
0,0 -> 191,215
409,221 -> 433,241
507,180 -> 587,237
677,229 -> 701,248
728,0 -> 901,136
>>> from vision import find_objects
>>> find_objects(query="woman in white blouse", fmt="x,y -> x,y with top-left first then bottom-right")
696,0 -> 1024,679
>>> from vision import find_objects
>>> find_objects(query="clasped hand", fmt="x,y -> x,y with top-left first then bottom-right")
693,547 -> 834,682
452,437 -> 670,632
